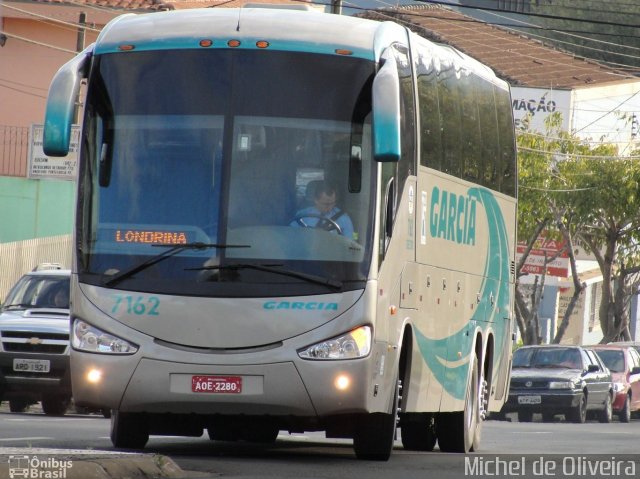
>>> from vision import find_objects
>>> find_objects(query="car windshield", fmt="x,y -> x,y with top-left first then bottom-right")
513,347 -> 582,369
2,275 -> 70,311
595,349 -> 625,373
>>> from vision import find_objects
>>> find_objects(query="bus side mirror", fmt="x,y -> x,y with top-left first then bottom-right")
372,53 -> 401,163
43,46 -> 93,157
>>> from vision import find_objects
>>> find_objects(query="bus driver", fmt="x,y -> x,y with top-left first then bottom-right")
291,180 -> 355,240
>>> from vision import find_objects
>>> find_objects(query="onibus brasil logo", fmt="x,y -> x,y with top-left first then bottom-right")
8,455 -> 73,479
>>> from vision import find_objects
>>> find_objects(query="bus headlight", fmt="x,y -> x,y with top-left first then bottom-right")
72,319 -> 138,354
298,326 -> 371,360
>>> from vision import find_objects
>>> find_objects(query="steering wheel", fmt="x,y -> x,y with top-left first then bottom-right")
294,214 -> 343,235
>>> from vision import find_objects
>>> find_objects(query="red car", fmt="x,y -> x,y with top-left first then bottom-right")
592,345 -> 640,422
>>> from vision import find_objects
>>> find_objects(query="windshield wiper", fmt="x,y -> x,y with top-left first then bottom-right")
188,263 -> 343,291
103,242 -> 250,288
3,303 -> 35,311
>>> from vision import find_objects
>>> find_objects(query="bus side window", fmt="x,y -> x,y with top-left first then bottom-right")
438,64 -> 462,178
417,53 -> 443,171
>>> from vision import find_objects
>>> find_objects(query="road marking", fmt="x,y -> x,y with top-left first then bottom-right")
0,437 -> 52,442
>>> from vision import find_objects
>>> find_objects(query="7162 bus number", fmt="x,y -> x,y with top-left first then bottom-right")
111,295 -> 160,316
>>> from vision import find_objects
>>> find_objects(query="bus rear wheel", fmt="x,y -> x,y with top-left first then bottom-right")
401,413 -> 437,451
111,410 -> 149,449
436,354 -> 481,453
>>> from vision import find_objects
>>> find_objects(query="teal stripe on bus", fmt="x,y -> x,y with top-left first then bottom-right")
94,38 -> 374,60
416,187 -> 511,400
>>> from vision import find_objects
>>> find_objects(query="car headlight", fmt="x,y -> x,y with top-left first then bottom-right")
613,382 -> 625,393
298,326 -> 371,360
72,319 -> 138,354
549,381 -> 574,389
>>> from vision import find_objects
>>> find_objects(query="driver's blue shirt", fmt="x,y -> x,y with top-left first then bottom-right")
291,206 -> 355,240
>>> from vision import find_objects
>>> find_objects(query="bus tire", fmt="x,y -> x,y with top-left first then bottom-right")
111,410 -> 149,449
436,354 -> 481,453
401,414 -> 437,451
353,377 -> 399,461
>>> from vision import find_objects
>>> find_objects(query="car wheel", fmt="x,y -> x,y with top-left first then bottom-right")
110,410 -> 149,449
9,400 -> 31,413
619,395 -> 631,423
41,395 -> 69,416
598,393 -> 612,423
517,411 -> 533,423
568,394 -> 587,423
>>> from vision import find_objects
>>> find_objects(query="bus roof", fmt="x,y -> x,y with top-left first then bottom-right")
94,8 -> 404,61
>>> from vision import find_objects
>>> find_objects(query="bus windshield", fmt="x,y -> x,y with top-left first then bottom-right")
78,49 -> 376,297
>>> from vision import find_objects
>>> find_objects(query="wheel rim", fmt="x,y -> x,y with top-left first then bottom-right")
465,361 -> 480,450
580,396 -> 587,422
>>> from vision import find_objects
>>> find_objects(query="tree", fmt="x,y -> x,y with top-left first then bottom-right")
517,112 -> 640,343
569,155 -> 640,342
516,113 -> 586,345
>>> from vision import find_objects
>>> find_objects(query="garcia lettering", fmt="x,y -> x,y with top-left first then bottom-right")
429,186 -> 476,245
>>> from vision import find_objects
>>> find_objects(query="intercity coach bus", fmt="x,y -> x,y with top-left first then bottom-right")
43,6 -> 517,460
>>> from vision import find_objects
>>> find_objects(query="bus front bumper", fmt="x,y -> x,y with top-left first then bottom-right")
71,354 -> 376,418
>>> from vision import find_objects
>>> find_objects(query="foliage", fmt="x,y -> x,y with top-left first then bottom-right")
516,112 -> 640,343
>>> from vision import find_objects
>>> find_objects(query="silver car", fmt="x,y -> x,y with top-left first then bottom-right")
0,266 -> 71,415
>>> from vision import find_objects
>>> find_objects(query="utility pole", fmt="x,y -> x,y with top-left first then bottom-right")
76,12 -> 86,52
330,0 -> 342,15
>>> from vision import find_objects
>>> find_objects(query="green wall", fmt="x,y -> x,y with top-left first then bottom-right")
0,177 -> 75,243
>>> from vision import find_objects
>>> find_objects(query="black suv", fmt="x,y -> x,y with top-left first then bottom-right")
503,345 -> 614,423
0,266 -> 71,415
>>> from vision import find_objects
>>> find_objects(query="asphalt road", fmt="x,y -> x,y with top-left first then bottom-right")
1,405 -> 639,479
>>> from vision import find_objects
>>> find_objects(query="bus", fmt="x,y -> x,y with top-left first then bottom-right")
43,6 -> 516,460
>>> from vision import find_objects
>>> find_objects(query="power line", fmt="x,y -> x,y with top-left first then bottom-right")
417,0 -> 640,29
0,30 -> 76,54
383,6 -> 635,80
2,3 -> 102,33
0,80 -> 47,99
403,4 -> 640,72
472,6 -> 640,54
518,146 -> 640,160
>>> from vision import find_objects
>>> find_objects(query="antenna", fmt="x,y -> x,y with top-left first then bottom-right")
236,7 -> 242,32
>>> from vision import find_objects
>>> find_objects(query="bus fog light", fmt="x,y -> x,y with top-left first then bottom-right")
87,369 -> 103,384
72,319 -> 138,355
335,374 -> 351,391
298,326 -> 371,360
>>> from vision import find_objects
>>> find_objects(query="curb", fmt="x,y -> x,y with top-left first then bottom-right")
0,449 -> 208,479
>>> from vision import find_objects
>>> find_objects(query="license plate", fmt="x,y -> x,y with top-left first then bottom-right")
518,395 -> 541,405
13,359 -> 50,373
192,375 -> 242,394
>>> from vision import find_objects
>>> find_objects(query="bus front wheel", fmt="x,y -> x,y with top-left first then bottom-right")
111,410 -> 149,449
353,377 -> 399,461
